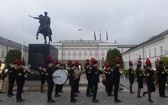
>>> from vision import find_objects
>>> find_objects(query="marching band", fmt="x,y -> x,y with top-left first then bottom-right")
0,56 -> 168,104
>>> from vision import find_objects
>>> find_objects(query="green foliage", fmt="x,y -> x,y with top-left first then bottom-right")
4,49 -> 21,68
106,48 -> 124,69
160,56 -> 168,69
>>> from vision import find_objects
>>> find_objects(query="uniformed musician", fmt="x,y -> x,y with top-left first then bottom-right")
128,61 -> 134,93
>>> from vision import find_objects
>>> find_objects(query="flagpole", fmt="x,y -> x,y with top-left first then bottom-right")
106,30 -> 108,60
21,18 -> 24,60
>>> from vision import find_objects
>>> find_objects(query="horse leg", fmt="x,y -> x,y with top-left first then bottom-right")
36,33 -> 39,40
44,36 -> 47,44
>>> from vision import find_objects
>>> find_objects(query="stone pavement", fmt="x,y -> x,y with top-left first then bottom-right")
0,76 -> 168,105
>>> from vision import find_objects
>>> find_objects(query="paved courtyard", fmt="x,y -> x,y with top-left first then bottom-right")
0,77 -> 168,105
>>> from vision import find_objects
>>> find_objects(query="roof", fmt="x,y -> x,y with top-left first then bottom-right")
123,29 -> 168,54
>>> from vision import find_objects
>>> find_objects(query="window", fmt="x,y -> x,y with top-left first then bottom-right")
154,48 -> 156,57
149,49 -> 151,57
160,46 -> 163,55
2,50 -> 5,57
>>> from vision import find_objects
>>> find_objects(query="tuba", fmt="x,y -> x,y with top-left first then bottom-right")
74,64 -> 83,79
0,63 -> 6,74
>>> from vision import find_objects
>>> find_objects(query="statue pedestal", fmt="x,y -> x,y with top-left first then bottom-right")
28,44 -> 58,80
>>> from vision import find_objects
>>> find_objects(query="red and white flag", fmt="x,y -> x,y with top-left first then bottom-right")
78,29 -> 81,31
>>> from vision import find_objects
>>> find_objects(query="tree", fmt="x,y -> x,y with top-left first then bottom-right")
106,48 -> 124,69
4,49 -> 21,68
160,56 -> 168,69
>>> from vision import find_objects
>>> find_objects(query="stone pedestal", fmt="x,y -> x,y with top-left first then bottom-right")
28,44 -> 58,80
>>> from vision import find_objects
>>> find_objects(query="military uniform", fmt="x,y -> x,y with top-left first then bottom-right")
16,66 -> 25,102
46,63 -> 55,103
68,66 -> 77,103
40,66 -> 46,93
128,65 -> 134,93
85,63 -> 92,97
90,65 -> 103,103
156,61 -> 168,97
104,69 -> 113,96
54,66 -> 61,97
7,66 -> 16,97
143,58 -> 155,103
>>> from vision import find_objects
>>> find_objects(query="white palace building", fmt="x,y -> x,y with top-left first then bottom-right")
122,29 -> 168,69
51,40 -> 133,67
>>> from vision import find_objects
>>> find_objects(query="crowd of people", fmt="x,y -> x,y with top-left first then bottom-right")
0,56 -> 168,103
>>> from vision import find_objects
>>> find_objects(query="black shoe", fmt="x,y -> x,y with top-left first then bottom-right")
59,91 -> 63,93
115,99 -> 122,103
55,94 -> 61,97
71,100 -> 76,103
92,99 -> 99,103
148,99 -> 154,103
0,100 -> 2,102
75,94 -> 78,97
137,95 -> 142,98
87,94 -> 92,97
47,100 -> 55,103
143,92 -> 146,97
7,94 -> 13,97
130,91 -> 134,94
12,93 -> 15,96
17,99 -> 23,102
108,94 -> 113,96
76,91 -> 80,93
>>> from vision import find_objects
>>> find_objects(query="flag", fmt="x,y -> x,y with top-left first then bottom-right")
78,29 -> 81,31
94,31 -> 96,40
106,30 -> 108,41
99,33 -> 102,41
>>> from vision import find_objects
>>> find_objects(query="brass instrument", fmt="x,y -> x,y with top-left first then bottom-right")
22,65 -> 39,75
0,63 -> 6,74
74,64 -> 83,78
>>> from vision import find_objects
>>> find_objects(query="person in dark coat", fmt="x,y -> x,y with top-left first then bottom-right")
104,62 -> 113,96
136,60 -> 144,98
15,60 -> 26,102
143,58 -> 156,103
53,60 -> 61,97
128,61 -> 134,93
67,60 -> 78,103
74,60 -> 81,94
58,63 -> 64,93
90,57 -> 103,103
85,61 -> 92,97
7,61 -> 17,97
39,62 -> 46,93
45,55 -> 55,103
113,57 -> 122,103
156,59 -> 168,97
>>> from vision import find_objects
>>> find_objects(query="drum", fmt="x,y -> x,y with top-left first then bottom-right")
52,69 -> 68,85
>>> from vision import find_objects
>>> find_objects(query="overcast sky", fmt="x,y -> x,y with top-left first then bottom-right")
1,0 -> 168,45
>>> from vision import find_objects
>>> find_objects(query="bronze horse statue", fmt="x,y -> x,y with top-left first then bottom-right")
30,14 -> 52,44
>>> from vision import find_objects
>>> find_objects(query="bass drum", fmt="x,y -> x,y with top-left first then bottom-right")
52,69 -> 68,85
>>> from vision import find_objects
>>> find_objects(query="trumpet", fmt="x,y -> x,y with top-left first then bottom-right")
74,65 -> 83,78
22,65 -> 39,75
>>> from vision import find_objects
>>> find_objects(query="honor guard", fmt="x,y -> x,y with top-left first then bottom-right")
45,55 -> 55,103
104,62 -> 113,96
40,62 -> 46,93
53,60 -> 61,97
143,58 -> 156,103
90,57 -> 103,103
136,60 -> 144,98
113,57 -> 122,103
128,61 -> 134,93
7,61 -> 17,97
156,58 -> 168,97
67,60 -> 78,103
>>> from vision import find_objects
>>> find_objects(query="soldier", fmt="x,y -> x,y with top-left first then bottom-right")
113,57 -> 122,103
68,60 -> 78,103
128,61 -> 134,93
136,60 -> 144,98
85,60 -> 92,97
156,59 -> 168,97
15,59 -> 26,102
53,60 -> 61,97
7,61 -> 17,97
45,55 -> 55,103
40,62 -> 46,93
104,62 -> 113,96
143,58 -> 156,103
90,57 -> 103,103
74,60 -> 81,94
